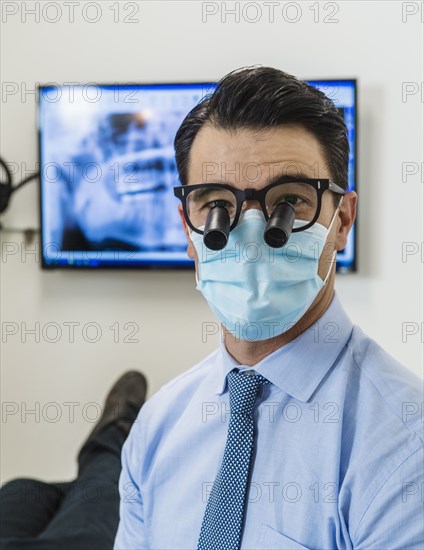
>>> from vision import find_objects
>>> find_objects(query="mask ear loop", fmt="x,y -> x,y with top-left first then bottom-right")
187,226 -> 200,285
326,196 -> 344,236
322,196 -> 344,285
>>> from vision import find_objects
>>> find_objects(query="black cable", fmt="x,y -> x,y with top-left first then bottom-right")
0,157 -> 40,243
11,172 -> 40,194
0,157 -> 13,213
0,156 -> 39,213
0,157 -> 13,186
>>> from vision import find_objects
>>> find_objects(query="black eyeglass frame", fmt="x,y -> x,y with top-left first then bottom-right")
173,177 -> 346,235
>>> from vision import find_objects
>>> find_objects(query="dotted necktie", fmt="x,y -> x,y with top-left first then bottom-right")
197,369 -> 270,550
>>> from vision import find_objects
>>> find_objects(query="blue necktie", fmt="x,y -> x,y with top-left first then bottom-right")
197,369 -> 270,550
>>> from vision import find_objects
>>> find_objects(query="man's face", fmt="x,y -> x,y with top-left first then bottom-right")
178,124 -> 355,283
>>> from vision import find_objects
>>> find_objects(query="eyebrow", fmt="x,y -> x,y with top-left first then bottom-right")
190,187 -> 222,201
194,172 -> 316,190
263,172 -> 315,186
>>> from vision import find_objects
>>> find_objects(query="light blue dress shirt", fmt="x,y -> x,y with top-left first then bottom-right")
114,294 -> 424,549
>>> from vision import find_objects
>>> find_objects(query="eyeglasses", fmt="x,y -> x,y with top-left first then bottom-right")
174,176 -> 346,235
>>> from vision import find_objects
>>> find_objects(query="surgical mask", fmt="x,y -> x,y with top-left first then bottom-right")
190,203 -> 341,342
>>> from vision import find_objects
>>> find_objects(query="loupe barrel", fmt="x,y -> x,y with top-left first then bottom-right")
264,202 -> 295,248
203,206 -> 230,250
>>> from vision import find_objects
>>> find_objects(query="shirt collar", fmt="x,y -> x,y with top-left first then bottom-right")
214,292 -> 353,402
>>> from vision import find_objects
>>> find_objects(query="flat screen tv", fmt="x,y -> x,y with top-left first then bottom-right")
38,79 -> 357,271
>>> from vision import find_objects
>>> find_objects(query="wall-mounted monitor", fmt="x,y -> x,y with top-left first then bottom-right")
38,79 -> 357,271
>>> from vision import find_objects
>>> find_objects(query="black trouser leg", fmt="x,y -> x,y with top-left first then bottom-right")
0,479 -> 69,538
0,424 -> 126,550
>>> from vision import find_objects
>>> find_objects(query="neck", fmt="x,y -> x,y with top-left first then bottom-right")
223,278 -> 336,367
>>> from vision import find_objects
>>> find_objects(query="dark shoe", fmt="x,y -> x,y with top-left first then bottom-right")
87,370 -> 148,440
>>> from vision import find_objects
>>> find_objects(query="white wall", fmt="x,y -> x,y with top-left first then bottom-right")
1,0 -> 423,484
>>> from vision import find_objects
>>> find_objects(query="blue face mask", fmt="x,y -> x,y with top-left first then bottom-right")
190,207 -> 340,342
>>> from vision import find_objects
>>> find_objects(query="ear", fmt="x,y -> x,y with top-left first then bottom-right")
178,203 -> 196,259
334,191 -> 357,251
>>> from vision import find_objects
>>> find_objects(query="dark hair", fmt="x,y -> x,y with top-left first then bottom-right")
174,66 -> 349,193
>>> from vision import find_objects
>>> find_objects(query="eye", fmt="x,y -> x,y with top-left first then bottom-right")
282,195 -> 302,206
273,195 -> 306,209
203,199 -> 234,210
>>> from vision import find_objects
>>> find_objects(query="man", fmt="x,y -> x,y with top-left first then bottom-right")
114,67 -> 424,549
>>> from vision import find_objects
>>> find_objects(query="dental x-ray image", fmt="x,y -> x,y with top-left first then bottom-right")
38,81 -> 356,269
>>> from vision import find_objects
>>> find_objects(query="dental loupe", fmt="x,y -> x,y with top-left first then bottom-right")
263,202 -> 296,248
202,202 -> 296,251
203,205 -> 231,250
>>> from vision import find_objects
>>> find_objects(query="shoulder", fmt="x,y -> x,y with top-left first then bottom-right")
148,347 -> 219,407
341,325 -> 423,530
329,324 -> 423,541
346,324 -> 423,443
127,348 -> 219,445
